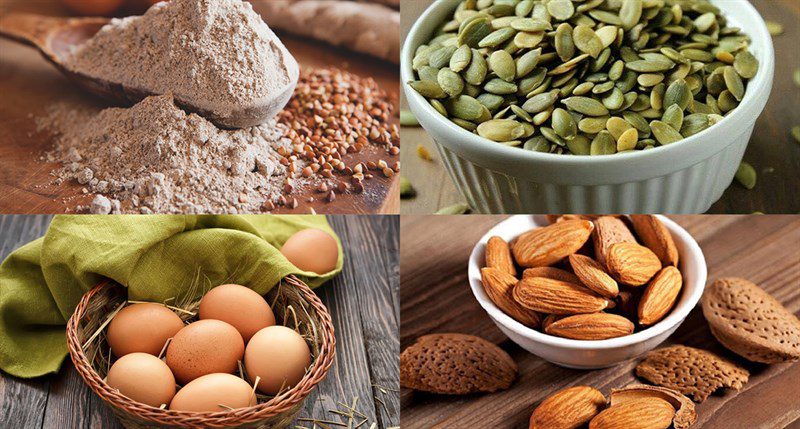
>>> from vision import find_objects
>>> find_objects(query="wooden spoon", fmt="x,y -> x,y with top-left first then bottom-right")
0,13 -> 298,129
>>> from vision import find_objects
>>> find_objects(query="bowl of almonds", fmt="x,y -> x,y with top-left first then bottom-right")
467,215 -> 706,368
402,0 -> 775,213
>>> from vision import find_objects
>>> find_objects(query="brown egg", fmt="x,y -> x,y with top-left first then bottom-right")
107,303 -> 185,357
166,320 -> 244,385
106,353 -> 176,407
280,228 -> 339,274
199,284 -> 275,342
244,326 -> 311,395
169,373 -> 256,412
61,0 -> 125,16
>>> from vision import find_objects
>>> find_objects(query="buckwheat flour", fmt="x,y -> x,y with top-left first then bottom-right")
39,95 -> 290,214
64,0 -> 297,118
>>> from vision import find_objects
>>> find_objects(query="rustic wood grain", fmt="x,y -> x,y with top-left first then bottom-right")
0,0 -> 400,215
0,214 -> 399,429
400,0 -> 800,214
400,215 -> 800,428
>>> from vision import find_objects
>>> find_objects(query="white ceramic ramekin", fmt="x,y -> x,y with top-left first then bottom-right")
467,216 -> 707,369
402,0 -> 775,213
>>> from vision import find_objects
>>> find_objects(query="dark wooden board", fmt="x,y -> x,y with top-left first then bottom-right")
0,214 -> 399,429
400,215 -> 800,428
400,0 -> 800,215
0,0 -> 400,214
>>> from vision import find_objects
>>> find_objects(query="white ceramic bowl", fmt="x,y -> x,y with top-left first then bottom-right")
467,216 -> 707,369
402,0 -> 775,213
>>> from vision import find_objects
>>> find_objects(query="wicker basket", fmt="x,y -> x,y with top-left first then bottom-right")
66,276 -> 336,429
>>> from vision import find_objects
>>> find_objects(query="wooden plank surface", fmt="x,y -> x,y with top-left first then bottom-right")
400,215 -> 800,428
400,0 -> 800,214
0,214 -> 399,429
0,0 -> 400,215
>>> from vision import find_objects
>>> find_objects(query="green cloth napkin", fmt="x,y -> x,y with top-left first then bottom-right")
0,214 -> 342,378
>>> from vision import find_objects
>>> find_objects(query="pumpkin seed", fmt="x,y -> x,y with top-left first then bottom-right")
547,0 -> 575,21
522,90 -> 560,113
450,45 -> 473,72
766,21 -> 783,36
458,18 -> 493,48
489,50 -> 516,82
449,95 -> 485,121
732,51 -> 759,79
620,0 -> 643,31
562,96 -> 610,116
662,104 -> 684,131
429,46 -> 457,69
430,99 -> 448,117
435,203 -> 470,215
650,120 -> 684,145
516,49 -> 542,78
590,131 -> 617,155
681,113 -> 711,137
409,80 -> 446,99
567,135 -> 591,155
552,108 -> 577,140
438,68 -> 465,97
617,128 -> 639,151
664,79 -> 692,110
400,177 -> 415,198
524,136 -> 551,152
606,117 -> 632,141
735,162 -> 757,189
477,119 -> 526,141
791,125 -> 800,143
573,25 -> 604,58
555,23 -> 575,62
723,66 -> 745,101
400,109 -> 419,127
794,69 -> 800,87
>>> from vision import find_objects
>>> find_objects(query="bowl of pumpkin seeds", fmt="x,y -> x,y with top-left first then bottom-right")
402,0 -> 774,213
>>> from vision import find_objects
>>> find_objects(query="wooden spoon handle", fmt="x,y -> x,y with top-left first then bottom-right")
0,13 -> 64,49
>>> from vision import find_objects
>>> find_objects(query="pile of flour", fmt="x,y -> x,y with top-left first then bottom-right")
64,0 -> 296,116
40,95 -> 290,214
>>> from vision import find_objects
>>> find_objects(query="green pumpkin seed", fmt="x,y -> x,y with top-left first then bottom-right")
766,21 -> 783,36
541,127 -> 567,146
735,162 -> 757,189
477,93 -> 505,111
567,135 -> 591,155
681,113 -> 711,137
464,50 -> 488,85
555,23 -> 575,62
400,110 -> 419,127
718,90 -> 739,112
450,45 -> 473,72
637,73 -> 665,87
435,203 -> 470,215
650,120 -> 684,145
479,27 -> 517,48
438,68 -> 465,97
562,96 -> 610,116
573,25 -> 603,58
477,119 -> 526,141
662,104 -> 684,131
693,13 -> 716,33
552,108 -> 577,140
619,0 -> 643,31
602,88 -> 625,111
590,131 -> 617,155
733,51 -> 759,79
429,46 -> 458,69
791,125 -> 800,143
522,90 -> 560,113
606,117 -> 632,141
516,49 -> 542,78
511,18 -> 552,32
625,59 -> 675,73
524,136 -> 551,152
617,128 -> 639,151
458,18 -> 493,48
489,50 -> 516,83
452,118 -> 478,131
448,95 -> 485,121
430,99 -> 448,117
723,66 -> 745,101
794,69 -> 800,87
664,79 -> 692,110
409,80 -> 446,99
547,0 -> 575,21
400,177 -> 415,198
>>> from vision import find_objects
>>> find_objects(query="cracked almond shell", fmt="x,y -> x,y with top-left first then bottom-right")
609,384 -> 696,429
530,385 -> 606,429
702,278 -> 800,363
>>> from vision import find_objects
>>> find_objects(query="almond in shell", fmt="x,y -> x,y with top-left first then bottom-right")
512,219 -> 594,267
569,254 -> 619,298
530,385 -> 606,429
486,236 -> 516,276
702,278 -> 800,363
589,397 -> 675,429
592,216 -> 637,268
481,268 -> 541,328
514,277 -> 608,315
638,266 -> 682,326
399,333 -> 517,394
545,313 -> 634,340
606,242 -> 662,286
629,215 -> 679,267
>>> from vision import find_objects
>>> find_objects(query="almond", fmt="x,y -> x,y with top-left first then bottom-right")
589,397 -> 675,429
606,242 -> 661,286
609,385 -> 696,429
541,313 -> 565,331
514,277 -> 608,315
399,333 -> 517,394
637,266 -> 682,325
485,236 -> 516,276
481,268 -> 541,328
592,216 -> 637,269
629,215 -> 679,267
545,313 -> 634,340
529,385 -> 606,429
569,254 -> 618,298
702,277 -> 800,363
512,219 -> 594,267
522,267 -> 582,284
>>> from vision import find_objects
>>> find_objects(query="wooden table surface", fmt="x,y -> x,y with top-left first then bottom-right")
0,214 -> 400,429
0,0 -> 400,215
400,0 -> 800,214
400,215 -> 800,428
